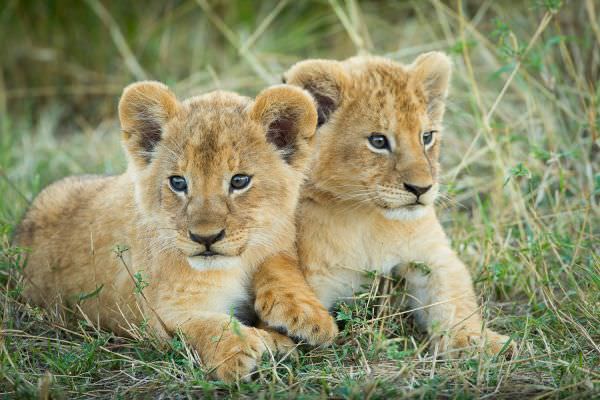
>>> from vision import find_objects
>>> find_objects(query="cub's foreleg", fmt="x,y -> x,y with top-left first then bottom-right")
253,253 -> 338,346
404,231 -> 513,357
159,312 -> 294,382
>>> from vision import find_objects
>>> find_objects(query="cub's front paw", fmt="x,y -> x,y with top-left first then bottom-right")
256,328 -> 298,356
480,329 -> 515,356
209,327 -> 294,382
436,328 -> 515,358
256,291 -> 338,346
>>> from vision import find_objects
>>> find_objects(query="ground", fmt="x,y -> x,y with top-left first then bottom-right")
0,0 -> 599,398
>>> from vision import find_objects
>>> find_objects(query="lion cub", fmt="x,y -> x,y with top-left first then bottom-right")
14,81 -> 333,381
258,52 -> 513,356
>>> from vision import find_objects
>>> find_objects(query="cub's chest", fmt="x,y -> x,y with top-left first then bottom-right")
155,266 -> 257,326
203,273 -> 256,325
324,217 -> 413,275
357,230 -> 411,274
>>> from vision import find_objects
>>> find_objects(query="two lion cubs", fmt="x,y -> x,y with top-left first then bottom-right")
15,52 -> 512,382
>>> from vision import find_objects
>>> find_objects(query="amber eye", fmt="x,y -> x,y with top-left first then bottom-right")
169,176 -> 187,193
368,133 -> 390,151
230,174 -> 251,191
421,131 -> 436,147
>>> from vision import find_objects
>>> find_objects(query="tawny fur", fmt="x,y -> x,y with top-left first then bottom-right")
266,52 -> 514,356
14,81 -> 329,381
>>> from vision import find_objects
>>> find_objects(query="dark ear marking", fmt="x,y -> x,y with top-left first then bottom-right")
250,85 -> 317,168
140,122 -> 162,155
283,59 -> 348,128
119,81 -> 178,166
306,87 -> 337,127
266,114 -> 297,163
127,106 -> 164,162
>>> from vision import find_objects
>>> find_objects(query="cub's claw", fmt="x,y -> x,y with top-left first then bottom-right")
435,327 -> 515,358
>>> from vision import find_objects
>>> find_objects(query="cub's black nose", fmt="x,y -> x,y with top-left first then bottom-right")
188,229 -> 225,246
404,183 -> 432,197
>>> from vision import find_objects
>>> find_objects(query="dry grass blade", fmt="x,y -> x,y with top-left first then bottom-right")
240,0 -> 290,52
195,0 -> 274,84
84,0 -> 148,81
328,0 -> 370,54
483,11 -> 555,128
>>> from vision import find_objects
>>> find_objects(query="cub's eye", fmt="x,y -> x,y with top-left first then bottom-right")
230,174 -> 252,191
368,133 -> 390,151
169,176 -> 188,193
421,131 -> 436,147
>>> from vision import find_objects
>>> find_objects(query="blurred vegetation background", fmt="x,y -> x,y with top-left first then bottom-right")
0,0 -> 599,398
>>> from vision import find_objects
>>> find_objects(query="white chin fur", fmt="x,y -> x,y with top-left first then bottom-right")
382,206 -> 428,221
187,256 -> 243,271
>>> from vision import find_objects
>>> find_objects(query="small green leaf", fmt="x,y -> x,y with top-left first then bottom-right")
78,284 -> 104,302
504,163 -> 531,186
133,271 -> 149,294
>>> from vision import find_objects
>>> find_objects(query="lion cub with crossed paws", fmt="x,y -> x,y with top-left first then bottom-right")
257,52 -> 513,357
14,81 -> 337,381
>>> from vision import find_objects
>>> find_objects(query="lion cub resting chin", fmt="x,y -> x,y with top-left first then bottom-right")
14,81 -> 330,381
265,52 -> 514,357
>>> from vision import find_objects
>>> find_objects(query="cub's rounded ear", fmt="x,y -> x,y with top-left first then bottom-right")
409,51 -> 452,122
250,85 -> 318,170
283,59 -> 348,128
119,81 -> 178,166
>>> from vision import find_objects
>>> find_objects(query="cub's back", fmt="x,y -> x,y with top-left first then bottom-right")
15,175 -> 112,248
14,174 -> 127,306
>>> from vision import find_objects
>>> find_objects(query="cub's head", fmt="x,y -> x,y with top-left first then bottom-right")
119,82 -> 317,270
284,52 -> 451,220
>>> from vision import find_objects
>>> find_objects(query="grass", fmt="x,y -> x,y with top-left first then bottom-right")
1,0 -> 599,398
